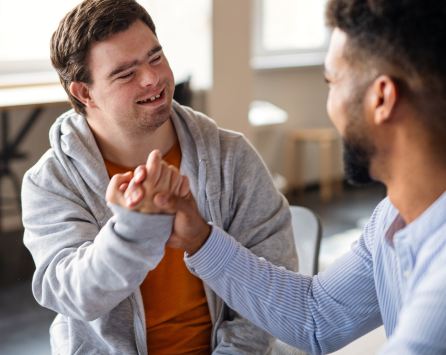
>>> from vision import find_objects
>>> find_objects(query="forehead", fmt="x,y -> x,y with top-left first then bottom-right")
325,28 -> 349,76
88,20 -> 159,79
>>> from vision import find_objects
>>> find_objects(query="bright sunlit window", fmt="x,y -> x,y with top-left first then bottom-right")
0,0 -> 212,90
252,0 -> 330,69
138,0 -> 212,89
0,0 -> 79,62
0,0 -> 80,75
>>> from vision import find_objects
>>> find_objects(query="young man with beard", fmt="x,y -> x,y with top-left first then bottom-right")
115,0 -> 446,354
21,0 -> 298,354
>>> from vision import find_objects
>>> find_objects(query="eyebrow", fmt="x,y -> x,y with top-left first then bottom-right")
107,45 -> 163,78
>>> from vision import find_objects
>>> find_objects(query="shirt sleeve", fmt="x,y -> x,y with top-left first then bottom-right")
186,224 -> 383,355
209,134 -> 299,354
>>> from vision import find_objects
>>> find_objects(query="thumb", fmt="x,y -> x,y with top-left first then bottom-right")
153,191 -> 195,215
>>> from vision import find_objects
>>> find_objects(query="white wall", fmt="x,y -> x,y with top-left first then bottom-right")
209,0 -> 343,186
252,65 -> 343,185
208,0 -> 254,141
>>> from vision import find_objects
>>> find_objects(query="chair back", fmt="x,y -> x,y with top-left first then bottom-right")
272,206 -> 322,355
290,205 -> 322,276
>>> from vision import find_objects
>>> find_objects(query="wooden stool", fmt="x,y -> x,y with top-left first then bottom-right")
285,128 -> 342,201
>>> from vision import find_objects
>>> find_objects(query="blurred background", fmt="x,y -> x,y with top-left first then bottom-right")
0,0 -> 386,354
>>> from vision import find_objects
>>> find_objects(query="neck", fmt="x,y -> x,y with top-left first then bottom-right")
88,117 -> 177,168
379,136 -> 446,225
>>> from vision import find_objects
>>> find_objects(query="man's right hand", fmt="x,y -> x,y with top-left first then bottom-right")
105,150 -> 190,214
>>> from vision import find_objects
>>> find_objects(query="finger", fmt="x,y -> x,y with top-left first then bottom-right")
133,165 -> 146,184
126,185 -> 145,207
169,165 -> 179,173
124,179 -> 145,206
146,150 -> 163,187
119,183 -> 129,191
168,166 -> 182,195
106,172 -> 133,204
178,175 -> 190,198
153,190 -> 195,215
153,162 -> 172,192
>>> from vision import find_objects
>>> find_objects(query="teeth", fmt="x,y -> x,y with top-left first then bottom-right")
138,93 -> 161,104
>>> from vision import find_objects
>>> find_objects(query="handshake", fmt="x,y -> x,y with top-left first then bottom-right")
106,150 -> 211,255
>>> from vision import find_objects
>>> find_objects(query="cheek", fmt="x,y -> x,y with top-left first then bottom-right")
163,67 -> 175,88
159,59 -> 175,86
105,86 -> 134,108
327,88 -> 347,135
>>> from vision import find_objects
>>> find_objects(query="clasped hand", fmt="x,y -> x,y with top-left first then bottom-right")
106,150 -> 211,255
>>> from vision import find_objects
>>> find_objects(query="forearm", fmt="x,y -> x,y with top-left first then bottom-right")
186,226 -> 321,354
28,204 -> 173,321
186,226 -> 382,355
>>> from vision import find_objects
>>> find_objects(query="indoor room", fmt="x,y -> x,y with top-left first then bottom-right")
1,0 -> 442,355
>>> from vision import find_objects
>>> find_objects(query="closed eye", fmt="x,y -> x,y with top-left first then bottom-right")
151,55 -> 161,63
119,72 -> 133,79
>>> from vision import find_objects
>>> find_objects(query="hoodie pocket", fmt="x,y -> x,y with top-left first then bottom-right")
74,342 -> 108,355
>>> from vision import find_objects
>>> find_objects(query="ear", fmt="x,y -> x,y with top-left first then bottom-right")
371,75 -> 397,125
70,82 -> 96,109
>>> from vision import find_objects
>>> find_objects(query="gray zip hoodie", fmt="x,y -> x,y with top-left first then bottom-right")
22,101 -> 298,355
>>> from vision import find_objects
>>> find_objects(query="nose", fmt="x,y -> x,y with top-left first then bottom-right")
139,61 -> 159,87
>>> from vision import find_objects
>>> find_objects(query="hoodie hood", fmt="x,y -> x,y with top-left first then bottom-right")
48,101 -> 225,227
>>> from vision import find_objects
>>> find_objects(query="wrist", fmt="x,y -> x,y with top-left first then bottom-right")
185,223 -> 211,256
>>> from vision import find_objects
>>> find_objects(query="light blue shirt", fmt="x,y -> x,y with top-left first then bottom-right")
186,194 -> 446,354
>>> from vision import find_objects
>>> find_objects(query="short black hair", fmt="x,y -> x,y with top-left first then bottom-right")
326,0 -> 446,140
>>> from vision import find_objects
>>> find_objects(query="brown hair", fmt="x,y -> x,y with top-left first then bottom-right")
50,0 -> 157,115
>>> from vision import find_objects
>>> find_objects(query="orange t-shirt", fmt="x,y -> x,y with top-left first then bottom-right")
104,141 -> 212,355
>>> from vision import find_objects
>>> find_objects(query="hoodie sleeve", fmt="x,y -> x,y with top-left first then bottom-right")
212,134 -> 299,354
22,155 -> 173,322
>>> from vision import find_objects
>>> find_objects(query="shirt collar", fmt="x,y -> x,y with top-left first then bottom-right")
390,190 -> 446,249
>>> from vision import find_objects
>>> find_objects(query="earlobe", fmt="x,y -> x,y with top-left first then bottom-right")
374,75 -> 397,125
70,82 -> 96,108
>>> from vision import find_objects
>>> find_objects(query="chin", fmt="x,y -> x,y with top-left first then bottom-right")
138,103 -> 171,132
343,139 -> 375,187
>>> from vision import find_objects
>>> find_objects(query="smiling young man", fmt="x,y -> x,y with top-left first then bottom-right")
21,0 -> 298,354
116,0 -> 446,354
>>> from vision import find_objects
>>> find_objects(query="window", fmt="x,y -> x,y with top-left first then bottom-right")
0,0 -> 212,90
252,0 -> 330,69
138,0 -> 212,89
0,0 -> 80,74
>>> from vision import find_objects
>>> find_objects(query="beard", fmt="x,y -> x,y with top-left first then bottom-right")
132,100 -> 171,133
342,81 -> 376,187
342,138 -> 375,186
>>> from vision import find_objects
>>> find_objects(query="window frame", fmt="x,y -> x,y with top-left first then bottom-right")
251,0 -> 331,70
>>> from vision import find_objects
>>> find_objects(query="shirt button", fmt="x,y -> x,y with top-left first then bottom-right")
403,270 -> 411,279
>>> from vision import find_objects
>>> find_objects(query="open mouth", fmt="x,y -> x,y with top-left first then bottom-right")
137,89 -> 164,104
